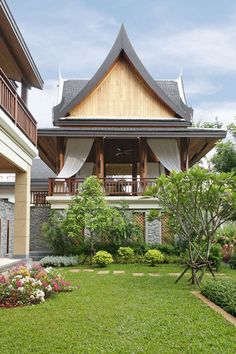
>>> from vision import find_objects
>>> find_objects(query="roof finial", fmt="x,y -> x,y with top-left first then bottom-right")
175,69 -> 187,104
56,66 -> 64,105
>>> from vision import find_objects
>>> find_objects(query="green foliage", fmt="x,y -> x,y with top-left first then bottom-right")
62,176 -> 125,252
216,223 -> 236,245
146,167 -> 236,284
209,244 -> 222,271
40,256 -> 79,267
117,247 -> 134,263
202,280 -> 236,316
229,254 -> 236,269
211,141 -> 236,173
42,211 -> 80,255
193,118 -> 223,129
111,202 -> 143,244
92,250 -> 113,267
144,249 -> 164,266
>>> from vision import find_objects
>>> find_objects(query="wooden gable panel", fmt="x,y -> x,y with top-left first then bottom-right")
70,57 -> 175,118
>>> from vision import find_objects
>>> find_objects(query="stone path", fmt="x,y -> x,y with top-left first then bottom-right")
68,269 -> 232,279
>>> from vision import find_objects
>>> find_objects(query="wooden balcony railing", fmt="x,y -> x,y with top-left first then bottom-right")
31,191 -> 49,206
0,68 -> 37,145
48,178 -> 157,197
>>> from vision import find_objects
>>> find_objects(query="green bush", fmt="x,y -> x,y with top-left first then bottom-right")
42,211 -> 81,255
229,254 -> 236,269
117,247 -> 134,263
144,249 -> 164,266
40,256 -> 79,267
92,251 -> 113,267
209,244 -> 222,271
201,280 -> 236,316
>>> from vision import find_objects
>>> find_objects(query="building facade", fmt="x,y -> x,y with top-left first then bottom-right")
0,0 -> 43,258
37,25 -> 226,242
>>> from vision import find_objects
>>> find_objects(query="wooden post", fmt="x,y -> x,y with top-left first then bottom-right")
180,138 -> 189,171
139,138 -> 147,179
139,138 -> 147,193
95,137 -> 104,179
57,137 -> 65,174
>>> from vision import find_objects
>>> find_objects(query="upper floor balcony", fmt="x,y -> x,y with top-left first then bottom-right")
0,68 -> 37,145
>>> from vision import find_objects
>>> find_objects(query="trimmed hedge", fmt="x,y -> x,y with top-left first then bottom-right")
40,256 -> 79,267
201,280 -> 236,317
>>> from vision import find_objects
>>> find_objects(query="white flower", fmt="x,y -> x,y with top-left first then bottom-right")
30,295 -> 35,300
8,285 -> 13,289
18,287 -> 24,293
46,285 -> 52,292
40,297 -> 45,303
34,289 -> 45,299
14,275 -> 22,279
45,267 -> 53,273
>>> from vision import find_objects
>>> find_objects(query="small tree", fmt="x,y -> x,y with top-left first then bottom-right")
211,141 -> 236,173
62,176 -> 125,262
147,167 -> 236,286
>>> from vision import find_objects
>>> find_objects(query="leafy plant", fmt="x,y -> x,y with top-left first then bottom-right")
229,254 -> 236,269
42,211 -> 80,255
201,280 -> 236,316
208,244 -> 222,271
40,256 -> 79,267
146,167 -> 236,285
92,251 -> 113,267
144,249 -> 164,266
117,247 -> 134,263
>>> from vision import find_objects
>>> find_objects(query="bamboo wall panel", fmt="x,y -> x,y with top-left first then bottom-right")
70,58 -> 175,118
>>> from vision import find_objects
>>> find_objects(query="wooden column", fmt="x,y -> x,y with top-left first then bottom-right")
57,137 -> 65,174
139,137 -> 147,179
95,137 -> 104,179
180,138 -> 189,171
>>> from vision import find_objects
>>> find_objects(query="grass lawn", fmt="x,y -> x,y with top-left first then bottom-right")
0,263 -> 235,354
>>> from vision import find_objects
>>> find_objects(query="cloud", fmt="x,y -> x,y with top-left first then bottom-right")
28,80 -> 57,128
193,100 -> 236,127
185,79 -> 221,98
138,23 -> 236,75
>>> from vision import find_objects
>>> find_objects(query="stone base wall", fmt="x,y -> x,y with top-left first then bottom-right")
0,200 -> 14,257
30,206 -> 51,255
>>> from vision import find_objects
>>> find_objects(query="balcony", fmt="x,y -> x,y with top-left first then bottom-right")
48,178 -> 157,197
0,68 -> 37,145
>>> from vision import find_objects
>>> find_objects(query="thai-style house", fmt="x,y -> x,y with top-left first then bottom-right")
38,25 -> 226,243
0,0 -> 43,259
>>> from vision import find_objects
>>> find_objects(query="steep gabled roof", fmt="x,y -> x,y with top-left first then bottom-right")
53,25 -> 192,124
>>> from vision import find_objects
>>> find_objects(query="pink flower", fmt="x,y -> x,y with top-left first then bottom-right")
16,280 -> 22,288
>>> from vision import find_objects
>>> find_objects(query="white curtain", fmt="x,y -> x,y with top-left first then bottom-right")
57,138 -> 94,178
147,163 -> 160,178
147,139 -> 181,172
77,162 -> 94,178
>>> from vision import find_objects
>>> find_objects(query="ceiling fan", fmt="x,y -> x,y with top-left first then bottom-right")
115,146 -> 134,157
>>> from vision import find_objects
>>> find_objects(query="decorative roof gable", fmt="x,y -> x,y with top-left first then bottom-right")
53,25 -> 192,124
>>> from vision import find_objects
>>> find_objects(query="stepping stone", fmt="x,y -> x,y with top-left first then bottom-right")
113,271 -> 125,275
69,269 -> 80,273
148,273 -> 160,277
168,273 -> 181,276
97,270 -> 110,275
132,272 -> 144,277
83,269 -> 94,273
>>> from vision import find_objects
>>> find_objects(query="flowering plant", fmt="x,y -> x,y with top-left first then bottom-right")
0,262 -> 72,308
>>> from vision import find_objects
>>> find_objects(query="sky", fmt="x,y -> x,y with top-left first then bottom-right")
7,0 -> 236,128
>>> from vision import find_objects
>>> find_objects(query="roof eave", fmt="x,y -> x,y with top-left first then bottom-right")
0,0 -> 43,89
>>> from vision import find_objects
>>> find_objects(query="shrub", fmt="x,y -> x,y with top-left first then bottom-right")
40,256 -> 79,267
0,263 -> 72,308
201,280 -> 236,316
117,247 -> 134,263
42,211 -> 81,255
93,251 -> 113,267
144,249 -> 164,266
209,244 -> 222,271
229,254 -> 236,269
